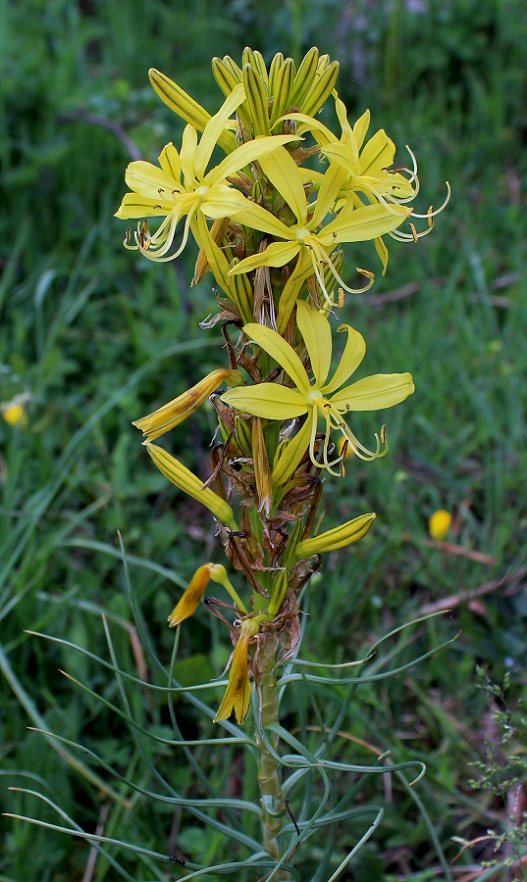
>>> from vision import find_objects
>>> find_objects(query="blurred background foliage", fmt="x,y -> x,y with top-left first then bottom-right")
1,0 -> 526,879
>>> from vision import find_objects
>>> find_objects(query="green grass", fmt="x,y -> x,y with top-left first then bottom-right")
1,0 -> 527,879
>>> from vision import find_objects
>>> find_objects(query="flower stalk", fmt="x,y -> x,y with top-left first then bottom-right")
255,632 -> 287,875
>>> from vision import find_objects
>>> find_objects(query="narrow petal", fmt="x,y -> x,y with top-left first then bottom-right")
330,372 -> 415,411
228,241 -> 300,274
321,324 -> 366,394
334,92 -> 355,150
158,142 -> 182,181
222,384 -> 307,420
276,250 -> 314,334
243,322 -> 311,393
296,300 -> 332,387
168,564 -> 212,626
321,201 -> 410,244
310,160 -> 349,227
276,110 -> 335,146
200,185 -> 259,220
225,200 -> 292,240
257,146 -> 307,226
358,129 -> 395,177
352,109 -> 371,152
210,134 -> 297,185
180,125 -> 199,184
124,160 -> 179,200
115,193 -> 172,220
271,417 -> 312,485
195,83 -> 245,177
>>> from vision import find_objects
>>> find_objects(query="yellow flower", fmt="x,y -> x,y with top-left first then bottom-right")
115,84 -> 296,262
168,563 -> 248,627
2,402 -> 27,427
133,368 -> 242,441
222,300 -> 414,477
428,510 -> 452,541
214,617 -> 262,724
281,93 -> 450,270
227,145 -> 409,317
286,93 -> 417,209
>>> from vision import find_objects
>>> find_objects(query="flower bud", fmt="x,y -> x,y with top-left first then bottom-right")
294,513 -> 376,559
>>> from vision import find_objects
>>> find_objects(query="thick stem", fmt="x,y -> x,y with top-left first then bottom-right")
255,633 -> 288,878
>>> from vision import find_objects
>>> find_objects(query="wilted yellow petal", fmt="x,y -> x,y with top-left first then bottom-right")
133,369 -> 242,441
214,618 -> 260,724
168,564 -> 212,626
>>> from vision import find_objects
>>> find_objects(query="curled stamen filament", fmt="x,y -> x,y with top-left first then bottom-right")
310,243 -> 374,304
308,400 -> 387,475
391,180 -> 451,241
130,211 -> 193,262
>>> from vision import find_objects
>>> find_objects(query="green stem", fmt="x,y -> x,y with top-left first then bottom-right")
255,633 -> 288,879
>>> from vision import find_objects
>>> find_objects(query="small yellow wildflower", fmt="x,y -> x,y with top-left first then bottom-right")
428,510 -> 452,541
2,402 -> 28,427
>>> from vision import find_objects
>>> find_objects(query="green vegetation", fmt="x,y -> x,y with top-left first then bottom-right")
1,1 -> 526,879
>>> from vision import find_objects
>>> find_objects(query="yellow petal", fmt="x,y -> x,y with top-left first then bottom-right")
211,134 -> 298,185
271,418 -> 312,486
320,324 -> 366,395
321,201 -> 410,244
214,618 -> 260,724
222,384 -> 307,421
168,564 -> 212,626
195,83 -> 245,176
296,300 -> 332,387
228,241 -> 300,274
242,322 -> 310,393
330,372 -> 414,411
257,147 -> 307,226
